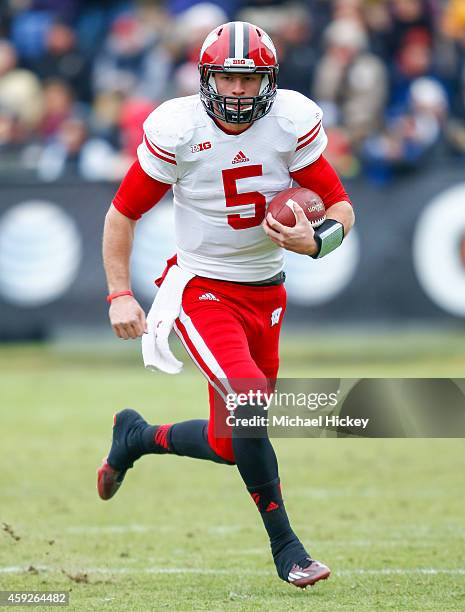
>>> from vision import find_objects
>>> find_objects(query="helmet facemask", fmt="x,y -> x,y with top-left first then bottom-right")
199,64 -> 278,124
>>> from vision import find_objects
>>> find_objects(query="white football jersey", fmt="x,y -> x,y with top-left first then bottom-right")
137,89 -> 327,282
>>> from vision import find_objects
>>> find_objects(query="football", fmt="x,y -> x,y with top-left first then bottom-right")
267,187 -> 326,228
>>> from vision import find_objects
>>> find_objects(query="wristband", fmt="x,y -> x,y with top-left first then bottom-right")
106,290 -> 133,303
310,220 -> 344,259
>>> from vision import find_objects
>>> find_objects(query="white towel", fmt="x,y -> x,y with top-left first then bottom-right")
142,264 -> 195,374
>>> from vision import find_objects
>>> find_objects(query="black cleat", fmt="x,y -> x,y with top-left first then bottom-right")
97,409 -> 148,501
97,459 -> 126,501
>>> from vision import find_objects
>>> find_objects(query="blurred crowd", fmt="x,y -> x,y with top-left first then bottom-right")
0,0 -> 464,184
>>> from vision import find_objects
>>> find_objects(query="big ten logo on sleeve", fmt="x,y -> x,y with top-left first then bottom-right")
191,141 -> 212,153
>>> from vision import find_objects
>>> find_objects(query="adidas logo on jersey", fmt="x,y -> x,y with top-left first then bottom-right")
232,150 -> 250,164
199,292 -> 220,302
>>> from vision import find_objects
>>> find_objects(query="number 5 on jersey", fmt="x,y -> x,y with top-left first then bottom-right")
222,165 -> 266,230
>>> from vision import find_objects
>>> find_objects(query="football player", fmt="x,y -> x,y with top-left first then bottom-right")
98,21 -> 354,589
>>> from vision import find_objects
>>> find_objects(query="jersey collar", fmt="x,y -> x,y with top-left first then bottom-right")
212,116 -> 254,136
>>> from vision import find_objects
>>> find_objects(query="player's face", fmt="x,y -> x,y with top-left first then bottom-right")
211,72 -> 263,131
214,73 -> 262,98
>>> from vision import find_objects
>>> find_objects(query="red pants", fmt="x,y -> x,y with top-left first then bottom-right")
173,276 -> 286,463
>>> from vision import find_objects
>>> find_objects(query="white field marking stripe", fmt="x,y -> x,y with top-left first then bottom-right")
294,487 -> 465,499
66,524 -> 243,535
339,569 -> 465,576
63,527 -> 461,545
173,322 -> 228,402
66,525 -> 156,534
208,525 -> 243,534
228,539 -> 463,550
178,307 -> 235,396
2,566 -> 465,576
234,22 -> 243,58
0,566 -> 266,576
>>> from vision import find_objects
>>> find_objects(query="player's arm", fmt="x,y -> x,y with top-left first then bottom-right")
265,157 -> 355,257
291,155 -> 354,235
104,102 -> 179,340
264,94 -> 354,257
323,201 -> 354,235
291,155 -> 355,256
103,160 -> 171,340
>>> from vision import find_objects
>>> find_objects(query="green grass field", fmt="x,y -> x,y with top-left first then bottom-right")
1,331 -> 465,611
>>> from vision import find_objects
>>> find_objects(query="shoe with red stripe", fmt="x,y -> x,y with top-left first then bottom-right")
287,558 -> 331,588
97,408 -> 148,501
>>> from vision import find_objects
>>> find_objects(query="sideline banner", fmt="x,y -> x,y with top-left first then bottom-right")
0,166 -> 464,338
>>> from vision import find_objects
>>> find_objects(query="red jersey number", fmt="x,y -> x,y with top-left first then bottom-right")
222,165 -> 266,230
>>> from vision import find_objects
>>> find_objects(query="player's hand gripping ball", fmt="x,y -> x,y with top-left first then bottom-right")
267,187 -> 326,228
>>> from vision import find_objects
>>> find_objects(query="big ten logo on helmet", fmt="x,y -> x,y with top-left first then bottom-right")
224,58 -> 256,69
191,141 -> 212,153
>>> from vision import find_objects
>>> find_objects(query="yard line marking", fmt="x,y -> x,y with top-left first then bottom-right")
339,569 -> 465,576
1,566 -> 465,576
0,566 -> 263,576
66,525 -> 156,534
231,539 -> 461,549
207,526 -> 243,534
65,525 -> 244,535
294,487 -> 462,499
0,566 -> 50,573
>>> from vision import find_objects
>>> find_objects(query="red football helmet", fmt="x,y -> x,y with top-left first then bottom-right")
198,21 -> 279,124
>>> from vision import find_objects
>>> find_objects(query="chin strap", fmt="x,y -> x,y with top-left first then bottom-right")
310,220 -> 344,259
